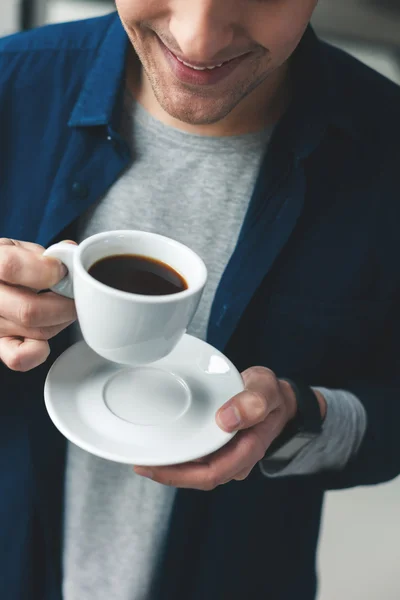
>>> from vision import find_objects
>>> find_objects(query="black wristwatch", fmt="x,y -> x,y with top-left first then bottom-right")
259,379 -> 323,474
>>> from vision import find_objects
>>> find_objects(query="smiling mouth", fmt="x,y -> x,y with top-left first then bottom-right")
157,35 -> 249,71
156,36 -> 253,86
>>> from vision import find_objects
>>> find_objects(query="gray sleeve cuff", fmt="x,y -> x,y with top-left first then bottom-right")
260,388 -> 368,478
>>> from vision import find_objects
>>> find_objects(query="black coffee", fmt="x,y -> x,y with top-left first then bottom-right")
88,254 -> 188,296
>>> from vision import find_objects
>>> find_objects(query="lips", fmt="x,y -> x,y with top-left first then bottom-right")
158,39 -> 250,86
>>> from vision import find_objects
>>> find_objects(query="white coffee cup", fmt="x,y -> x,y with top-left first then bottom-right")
44,230 -> 207,365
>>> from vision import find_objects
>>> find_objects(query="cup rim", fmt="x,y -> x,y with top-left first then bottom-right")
73,230 -> 208,303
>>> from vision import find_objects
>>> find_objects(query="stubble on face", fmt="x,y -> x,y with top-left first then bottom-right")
117,0 -> 316,134
123,22 -> 278,127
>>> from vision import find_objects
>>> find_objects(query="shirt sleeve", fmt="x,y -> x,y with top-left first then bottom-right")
260,388 -> 367,477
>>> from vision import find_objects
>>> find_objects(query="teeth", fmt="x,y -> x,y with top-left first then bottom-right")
184,63 -> 207,71
176,56 -> 225,70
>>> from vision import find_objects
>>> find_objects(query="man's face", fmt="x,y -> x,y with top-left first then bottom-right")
116,0 -> 318,125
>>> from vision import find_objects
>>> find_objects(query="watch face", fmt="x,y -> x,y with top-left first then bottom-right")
268,434 -> 315,461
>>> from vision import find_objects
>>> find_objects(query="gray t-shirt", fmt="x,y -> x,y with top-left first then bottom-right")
62,97 -> 367,600
63,98 -> 272,600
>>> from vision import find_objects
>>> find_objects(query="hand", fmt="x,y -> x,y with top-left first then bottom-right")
0,238 -> 77,371
134,366 -> 326,489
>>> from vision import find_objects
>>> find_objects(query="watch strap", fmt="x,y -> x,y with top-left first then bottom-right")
281,378 -> 322,435
262,379 -> 322,461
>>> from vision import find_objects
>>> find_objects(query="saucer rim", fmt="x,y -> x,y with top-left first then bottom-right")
44,335 -> 243,466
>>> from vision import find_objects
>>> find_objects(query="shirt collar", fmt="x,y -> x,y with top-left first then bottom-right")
68,15 -> 357,154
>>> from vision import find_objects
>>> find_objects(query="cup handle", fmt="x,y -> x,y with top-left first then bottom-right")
43,242 -> 77,299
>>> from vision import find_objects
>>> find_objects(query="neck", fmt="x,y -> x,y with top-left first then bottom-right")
127,52 -> 291,137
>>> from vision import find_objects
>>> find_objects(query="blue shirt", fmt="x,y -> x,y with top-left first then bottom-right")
0,12 -> 400,600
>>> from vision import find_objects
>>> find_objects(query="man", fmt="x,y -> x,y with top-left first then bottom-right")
0,2 -> 399,599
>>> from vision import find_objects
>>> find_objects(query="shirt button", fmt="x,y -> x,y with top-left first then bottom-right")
72,181 -> 89,199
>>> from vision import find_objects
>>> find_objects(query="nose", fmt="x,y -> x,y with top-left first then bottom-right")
169,0 -> 236,63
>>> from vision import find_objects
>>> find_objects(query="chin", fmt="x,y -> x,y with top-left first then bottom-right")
154,86 -> 239,126
163,104 -> 229,126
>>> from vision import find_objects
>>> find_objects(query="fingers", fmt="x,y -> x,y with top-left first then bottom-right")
0,240 -> 67,289
0,317 -> 75,371
0,238 -> 44,254
0,285 -> 77,327
0,239 -> 79,373
134,429 -> 266,490
0,336 -> 50,372
0,316 -> 75,341
216,366 -> 282,433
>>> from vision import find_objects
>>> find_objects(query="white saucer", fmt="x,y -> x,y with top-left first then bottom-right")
44,334 -> 244,466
